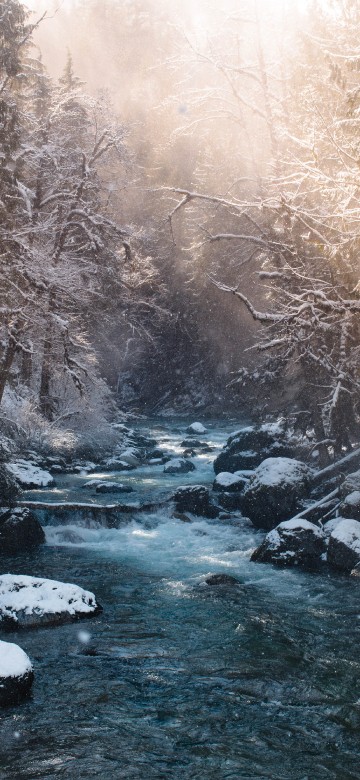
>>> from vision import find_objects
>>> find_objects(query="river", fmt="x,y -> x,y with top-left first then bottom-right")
0,420 -> 359,779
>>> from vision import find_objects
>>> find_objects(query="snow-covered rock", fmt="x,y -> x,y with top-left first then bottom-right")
172,485 -> 219,518
0,640 -> 33,707
0,507 -> 45,554
114,448 -> 141,467
327,518 -> 360,572
0,574 -> 101,629
6,460 -> 54,489
164,458 -> 196,474
95,482 -> 134,494
251,519 -> 325,567
241,457 -> 313,530
339,491 -> 360,521
186,422 -> 207,435
71,461 -> 97,475
340,470 -> 360,498
103,457 -> 135,471
81,479 -> 102,489
213,472 -> 248,493
322,516 -> 345,541
146,449 -> 170,465
213,425 -> 293,475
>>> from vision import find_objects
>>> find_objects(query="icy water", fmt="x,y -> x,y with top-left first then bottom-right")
1,421 -> 360,780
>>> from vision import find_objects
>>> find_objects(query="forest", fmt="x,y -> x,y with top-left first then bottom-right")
1,0 -> 359,457
2,2 -> 360,779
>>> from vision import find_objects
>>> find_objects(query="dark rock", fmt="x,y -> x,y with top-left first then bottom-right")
241,457 -> 312,530
204,573 -> 240,586
146,449 -> 171,464
172,485 -> 219,518
217,492 -> 246,512
340,470 -> 360,498
0,466 -> 19,507
173,511 -> 192,523
0,508 -> 45,555
181,439 -> 210,449
129,433 -> 157,449
339,491 -> 360,520
95,482 -> 134,494
251,519 -> 325,567
327,518 -> 360,572
0,641 -> 33,707
164,458 -> 196,474
213,425 -> 293,475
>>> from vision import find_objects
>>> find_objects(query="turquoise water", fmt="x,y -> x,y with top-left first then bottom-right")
1,422 -> 360,779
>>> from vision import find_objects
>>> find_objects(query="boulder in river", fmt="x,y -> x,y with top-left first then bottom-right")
172,485 -> 219,518
186,422 -> 207,435
0,640 -> 33,707
327,518 -> 360,572
251,519 -> 325,567
0,574 -> 102,629
213,472 -> 249,493
95,482 -> 134,494
0,508 -> 45,555
204,573 -> 241,586
241,457 -> 313,530
102,457 -> 135,471
164,458 -> 196,475
213,423 -> 293,475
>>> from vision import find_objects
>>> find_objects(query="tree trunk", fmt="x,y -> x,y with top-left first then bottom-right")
39,292 -> 55,420
0,334 -> 17,406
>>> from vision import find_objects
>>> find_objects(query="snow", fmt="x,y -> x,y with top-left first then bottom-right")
0,574 -> 98,622
82,479 -> 101,489
6,460 -> 54,488
0,640 -> 33,680
187,423 -> 207,434
323,517 -> 345,539
251,457 -> 311,487
114,448 -> 141,465
278,518 -> 323,536
343,490 -> 360,506
104,457 -> 133,470
265,528 -> 281,549
214,472 -> 245,488
330,518 -> 360,553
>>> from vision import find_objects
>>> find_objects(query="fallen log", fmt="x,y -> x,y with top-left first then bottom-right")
311,446 -> 360,487
286,488 -> 340,525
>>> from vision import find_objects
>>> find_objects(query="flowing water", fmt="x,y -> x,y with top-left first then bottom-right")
1,421 -> 360,780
